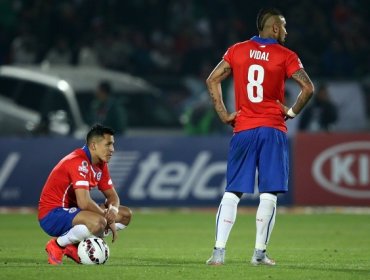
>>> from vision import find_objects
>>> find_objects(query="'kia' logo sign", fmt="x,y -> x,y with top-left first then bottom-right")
312,141 -> 370,198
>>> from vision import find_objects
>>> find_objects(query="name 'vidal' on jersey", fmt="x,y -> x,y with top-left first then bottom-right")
249,50 -> 269,61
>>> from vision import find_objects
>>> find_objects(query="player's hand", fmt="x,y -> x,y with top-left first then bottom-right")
107,222 -> 118,243
222,111 -> 239,127
105,205 -> 118,225
276,100 -> 294,121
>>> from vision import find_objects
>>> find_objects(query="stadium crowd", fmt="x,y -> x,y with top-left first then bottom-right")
0,0 -> 369,131
1,0 -> 368,77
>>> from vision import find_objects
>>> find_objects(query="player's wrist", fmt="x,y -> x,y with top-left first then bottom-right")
109,204 -> 119,214
287,108 -> 297,118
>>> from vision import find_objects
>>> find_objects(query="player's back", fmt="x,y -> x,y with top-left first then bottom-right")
224,36 -> 302,132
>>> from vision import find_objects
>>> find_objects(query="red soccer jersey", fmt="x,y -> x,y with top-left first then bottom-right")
223,36 -> 303,133
38,148 -> 113,220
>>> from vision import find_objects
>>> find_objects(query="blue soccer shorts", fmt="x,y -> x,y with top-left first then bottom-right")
39,207 -> 81,237
225,127 -> 289,194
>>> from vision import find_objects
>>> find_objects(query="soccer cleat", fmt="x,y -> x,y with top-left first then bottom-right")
64,243 -> 81,264
103,228 -> 112,237
45,239 -> 64,265
250,249 -> 276,266
206,247 -> 225,265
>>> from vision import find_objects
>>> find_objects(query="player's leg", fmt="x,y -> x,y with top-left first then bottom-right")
58,210 -> 107,263
251,127 -> 289,266
251,192 -> 277,266
57,210 -> 106,246
206,130 -> 257,265
116,205 -> 132,226
206,191 -> 241,265
40,207 -> 84,265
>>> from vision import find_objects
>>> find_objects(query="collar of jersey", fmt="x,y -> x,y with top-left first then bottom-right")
251,36 -> 278,45
82,145 -> 92,164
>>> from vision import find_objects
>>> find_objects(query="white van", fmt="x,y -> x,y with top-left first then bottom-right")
0,65 -> 181,138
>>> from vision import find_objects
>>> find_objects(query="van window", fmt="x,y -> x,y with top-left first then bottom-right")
0,76 -> 22,99
13,80 -> 74,130
14,81 -> 48,112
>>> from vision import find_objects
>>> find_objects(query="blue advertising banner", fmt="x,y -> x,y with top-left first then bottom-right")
0,136 -> 292,207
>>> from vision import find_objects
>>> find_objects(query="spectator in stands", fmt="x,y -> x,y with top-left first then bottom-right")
321,39 -> 354,78
299,84 -> 338,132
183,100 -> 225,135
89,81 -> 127,135
10,27 -> 37,64
5,0 -> 369,118
43,37 -> 72,65
77,37 -> 100,66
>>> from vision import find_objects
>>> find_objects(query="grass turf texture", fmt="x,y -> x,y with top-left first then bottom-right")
0,211 -> 369,280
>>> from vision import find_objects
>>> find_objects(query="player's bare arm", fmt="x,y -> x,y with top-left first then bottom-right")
206,60 -> 237,126
75,188 -> 105,215
102,188 -> 120,223
277,69 -> 314,118
102,188 -> 120,210
290,69 -> 314,114
102,188 -> 125,243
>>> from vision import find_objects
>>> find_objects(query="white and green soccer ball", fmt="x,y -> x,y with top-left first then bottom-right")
78,237 -> 110,265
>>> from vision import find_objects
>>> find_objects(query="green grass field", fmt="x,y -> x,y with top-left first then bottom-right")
0,210 -> 369,280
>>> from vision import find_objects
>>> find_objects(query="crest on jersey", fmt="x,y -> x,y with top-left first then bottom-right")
78,160 -> 89,174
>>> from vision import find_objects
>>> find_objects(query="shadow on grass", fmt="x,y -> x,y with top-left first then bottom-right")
0,258 -> 46,267
108,256 -> 261,267
281,264 -> 370,274
2,256 -> 369,275
112,256 -> 204,267
109,256 -> 370,275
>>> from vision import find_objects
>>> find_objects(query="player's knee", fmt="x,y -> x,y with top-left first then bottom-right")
119,206 -> 132,226
89,216 -> 107,235
98,216 -> 108,230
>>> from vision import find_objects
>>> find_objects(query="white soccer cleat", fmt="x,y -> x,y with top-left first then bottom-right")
206,247 -> 225,265
103,228 -> 112,237
251,249 -> 276,266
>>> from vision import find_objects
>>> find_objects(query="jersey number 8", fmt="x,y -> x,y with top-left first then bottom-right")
247,64 -> 264,103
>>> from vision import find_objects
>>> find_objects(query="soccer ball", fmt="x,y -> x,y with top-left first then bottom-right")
77,237 -> 110,265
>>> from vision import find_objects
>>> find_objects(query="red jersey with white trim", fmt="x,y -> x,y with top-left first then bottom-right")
38,148 -> 113,220
223,36 -> 303,133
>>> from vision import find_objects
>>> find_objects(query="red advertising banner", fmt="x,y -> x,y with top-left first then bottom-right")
293,133 -> 370,206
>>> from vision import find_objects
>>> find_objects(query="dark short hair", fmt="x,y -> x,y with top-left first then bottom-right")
98,81 -> 112,94
86,123 -> 114,144
256,8 -> 283,31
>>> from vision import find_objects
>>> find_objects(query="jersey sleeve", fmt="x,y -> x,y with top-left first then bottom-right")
223,44 -> 236,67
285,51 -> 304,78
69,158 -> 90,190
98,163 -> 114,192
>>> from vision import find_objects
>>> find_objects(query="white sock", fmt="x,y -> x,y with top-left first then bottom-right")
57,224 -> 93,247
116,223 -> 127,231
103,223 -> 127,237
255,193 -> 277,250
214,192 -> 240,248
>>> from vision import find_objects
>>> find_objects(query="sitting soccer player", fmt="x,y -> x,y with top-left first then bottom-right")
38,124 -> 132,265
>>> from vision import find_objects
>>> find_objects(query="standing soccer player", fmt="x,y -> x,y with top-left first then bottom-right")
205,8 -> 314,266
38,124 -> 132,265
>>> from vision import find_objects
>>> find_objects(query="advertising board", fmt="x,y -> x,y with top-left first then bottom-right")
0,136 -> 292,207
293,133 -> 370,205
